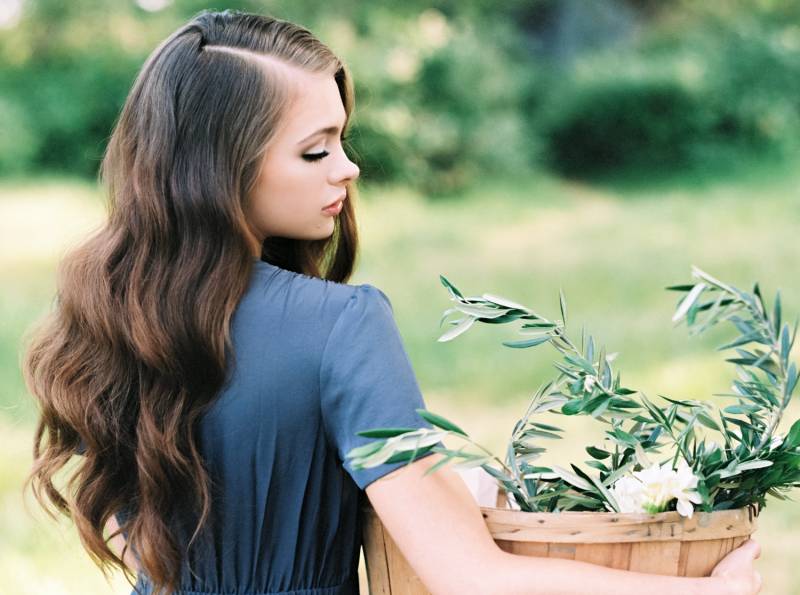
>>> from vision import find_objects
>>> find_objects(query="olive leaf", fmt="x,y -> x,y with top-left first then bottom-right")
346,267 -> 799,515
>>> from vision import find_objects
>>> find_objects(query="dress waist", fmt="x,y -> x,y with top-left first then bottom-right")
130,574 -> 359,595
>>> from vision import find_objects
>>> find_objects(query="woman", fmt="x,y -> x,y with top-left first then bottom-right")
23,10 -> 761,595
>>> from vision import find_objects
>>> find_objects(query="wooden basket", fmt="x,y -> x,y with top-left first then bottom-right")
360,490 -> 757,594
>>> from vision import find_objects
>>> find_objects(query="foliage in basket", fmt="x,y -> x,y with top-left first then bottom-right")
346,267 -> 800,518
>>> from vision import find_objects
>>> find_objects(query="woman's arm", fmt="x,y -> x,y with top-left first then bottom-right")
365,454 -> 760,595
105,515 -> 140,572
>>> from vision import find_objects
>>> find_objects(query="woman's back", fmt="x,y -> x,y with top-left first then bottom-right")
129,259 -> 435,594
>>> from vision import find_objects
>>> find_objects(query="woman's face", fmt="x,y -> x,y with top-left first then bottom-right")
246,67 -> 360,249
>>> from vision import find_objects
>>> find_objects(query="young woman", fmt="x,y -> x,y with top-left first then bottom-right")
24,10 -> 762,595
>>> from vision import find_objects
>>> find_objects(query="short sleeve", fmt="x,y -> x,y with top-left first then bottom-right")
320,284 -> 437,490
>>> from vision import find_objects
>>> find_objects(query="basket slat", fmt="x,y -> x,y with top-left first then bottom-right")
678,536 -> 749,577
362,512 -> 392,595
385,530 -> 427,595
574,542 -> 632,570
495,539 -> 549,557
547,543 -> 577,561
629,541 -> 681,575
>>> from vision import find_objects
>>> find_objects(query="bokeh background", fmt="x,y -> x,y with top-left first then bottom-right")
1,0 -> 799,593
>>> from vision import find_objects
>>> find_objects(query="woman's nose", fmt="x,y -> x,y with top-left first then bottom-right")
333,152 -> 360,185
344,158 -> 360,183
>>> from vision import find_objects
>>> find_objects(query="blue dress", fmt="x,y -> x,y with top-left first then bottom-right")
130,259 -> 437,594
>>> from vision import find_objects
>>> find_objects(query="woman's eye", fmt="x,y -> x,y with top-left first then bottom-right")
301,135 -> 348,162
302,150 -> 329,162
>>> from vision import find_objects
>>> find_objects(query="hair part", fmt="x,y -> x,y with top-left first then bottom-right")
23,10 -> 359,595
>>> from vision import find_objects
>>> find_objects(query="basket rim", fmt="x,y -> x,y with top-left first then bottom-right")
361,503 -> 758,544
479,503 -> 758,520
477,504 -> 758,543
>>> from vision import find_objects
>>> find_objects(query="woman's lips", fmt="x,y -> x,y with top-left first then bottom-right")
323,195 -> 346,209
322,194 -> 346,214
322,200 -> 344,215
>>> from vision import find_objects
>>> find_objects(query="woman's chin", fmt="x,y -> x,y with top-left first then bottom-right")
306,222 -> 336,241
320,219 -> 338,237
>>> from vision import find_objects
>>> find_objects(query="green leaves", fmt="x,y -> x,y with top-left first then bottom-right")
586,446 -> 611,460
347,267 -> 799,515
672,282 -> 707,323
357,427 -> 419,438
437,316 -> 476,342
482,293 -> 530,312
416,409 -> 468,437
439,275 -> 464,300
550,464 -> 592,491
786,363 -> 799,403
697,412 -> 721,431
785,419 -> 800,450
347,440 -> 386,459
347,428 -> 447,470
677,271 -> 800,508
781,324 -> 791,361
437,276 -> 545,343
502,336 -> 551,349
718,459 -> 774,479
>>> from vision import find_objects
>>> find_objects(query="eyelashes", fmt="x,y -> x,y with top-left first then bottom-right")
302,150 -> 329,162
302,134 -> 350,163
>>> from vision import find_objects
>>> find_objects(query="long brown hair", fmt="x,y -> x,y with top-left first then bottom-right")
23,10 -> 359,594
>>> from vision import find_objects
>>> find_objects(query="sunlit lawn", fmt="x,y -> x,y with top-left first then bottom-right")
1,167 -> 799,594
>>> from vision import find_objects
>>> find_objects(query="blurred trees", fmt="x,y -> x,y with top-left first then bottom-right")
535,1 -> 800,177
1,0 -> 800,191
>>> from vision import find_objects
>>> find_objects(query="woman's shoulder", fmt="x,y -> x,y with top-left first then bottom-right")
247,259 -> 390,323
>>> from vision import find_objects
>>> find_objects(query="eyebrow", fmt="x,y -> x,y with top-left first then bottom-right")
296,124 -> 345,146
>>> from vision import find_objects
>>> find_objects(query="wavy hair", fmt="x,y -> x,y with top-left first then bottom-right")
23,10 -> 359,594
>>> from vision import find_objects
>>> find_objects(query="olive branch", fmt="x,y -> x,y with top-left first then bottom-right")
346,266 -> 800,514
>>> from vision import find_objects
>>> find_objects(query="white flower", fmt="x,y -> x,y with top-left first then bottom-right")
610,459 -> 703,518
609,475 -> 646,513
669,459 -> 704,518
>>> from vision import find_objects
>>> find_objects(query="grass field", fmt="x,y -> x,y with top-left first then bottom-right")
1,167 -> 798,594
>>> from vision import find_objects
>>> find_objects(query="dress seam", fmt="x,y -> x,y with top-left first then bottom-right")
134,572 -> 357,594
317,284 -> 369,461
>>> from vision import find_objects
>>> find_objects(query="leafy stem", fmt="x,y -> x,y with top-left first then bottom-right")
346,267 -> 799,515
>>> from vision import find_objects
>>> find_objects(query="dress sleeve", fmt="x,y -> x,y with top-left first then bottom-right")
320,284 -> 438,490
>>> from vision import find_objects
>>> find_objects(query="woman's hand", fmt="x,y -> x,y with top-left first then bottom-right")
710,539 -> 762,595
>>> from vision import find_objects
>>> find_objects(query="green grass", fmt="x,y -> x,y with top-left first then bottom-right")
1,169 -> 799,593
355,169 -> 800,409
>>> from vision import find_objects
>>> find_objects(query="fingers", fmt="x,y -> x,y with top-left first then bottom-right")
743,538 -> 762,560
755,570 -> 763,592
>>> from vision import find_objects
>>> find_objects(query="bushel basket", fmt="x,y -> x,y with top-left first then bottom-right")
360,490 -> 757,594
